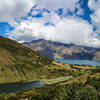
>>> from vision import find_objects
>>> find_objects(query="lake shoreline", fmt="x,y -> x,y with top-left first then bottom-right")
54,58 -> 100,66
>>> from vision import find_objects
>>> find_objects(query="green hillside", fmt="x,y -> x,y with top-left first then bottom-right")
0,36 -> 74,83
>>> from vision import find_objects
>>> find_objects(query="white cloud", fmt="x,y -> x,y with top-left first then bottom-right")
0,0 -> 79,24
88,0 -> 100,32
0,0 -> 79,26
7,15 -> 100,47
0,0 -> 34,26
1,0 -> 100,47
35,0 -> 79,12
76,4 -> 84,15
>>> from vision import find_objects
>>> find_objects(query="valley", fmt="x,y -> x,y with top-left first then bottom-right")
0,36 -> 100,100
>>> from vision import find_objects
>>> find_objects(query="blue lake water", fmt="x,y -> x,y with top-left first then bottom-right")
0,81 -> 45,93
54,59 -> 100,66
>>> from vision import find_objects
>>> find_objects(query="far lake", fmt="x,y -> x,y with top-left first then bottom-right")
54,59 -> 100,66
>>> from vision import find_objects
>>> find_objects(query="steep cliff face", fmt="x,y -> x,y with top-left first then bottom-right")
93,51 -> 100,60
23,39 -> 100,60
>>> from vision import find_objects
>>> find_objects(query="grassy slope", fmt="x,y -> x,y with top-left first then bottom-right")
0,36 -> 75,83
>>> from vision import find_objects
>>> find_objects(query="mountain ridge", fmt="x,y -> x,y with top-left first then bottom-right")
23,39 -> 100,60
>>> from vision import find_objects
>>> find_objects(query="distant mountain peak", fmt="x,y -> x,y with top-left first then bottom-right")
23,39 -> 100,60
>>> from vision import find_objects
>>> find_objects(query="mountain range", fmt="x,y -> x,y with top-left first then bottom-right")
23,39 -> 100,60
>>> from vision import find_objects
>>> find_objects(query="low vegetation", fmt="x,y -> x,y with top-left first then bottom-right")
0,75 -> 100,100
0,36 -> 100,100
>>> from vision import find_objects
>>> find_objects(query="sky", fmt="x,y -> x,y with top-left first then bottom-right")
0,0 -> 100,47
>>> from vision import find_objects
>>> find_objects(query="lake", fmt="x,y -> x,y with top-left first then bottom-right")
54,59 -> 100,66
1,59 -> 100,93
0,81 -> 45,93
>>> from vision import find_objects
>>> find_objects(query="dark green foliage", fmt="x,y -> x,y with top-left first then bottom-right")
31,77 -> 100,100
65,83 -> 98,100
86,77 -> 100,91
16,77 -> 99,100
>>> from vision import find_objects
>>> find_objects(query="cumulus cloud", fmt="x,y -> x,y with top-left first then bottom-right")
7,15 -> 100,47
35,0 -> 78,12
31,0 -> 80,22
0,0 -> 79,26
88,0 -> 100,32
1,0 -> 100,47
0,0 -> 34,26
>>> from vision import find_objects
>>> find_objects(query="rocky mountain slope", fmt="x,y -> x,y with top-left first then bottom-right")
23,39 -> 100,60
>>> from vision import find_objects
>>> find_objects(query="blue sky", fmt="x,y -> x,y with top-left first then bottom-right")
78,0 -> 92,23
0,0 -> 92,37
0,22 -> 14,37
0,0 -> 100,47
